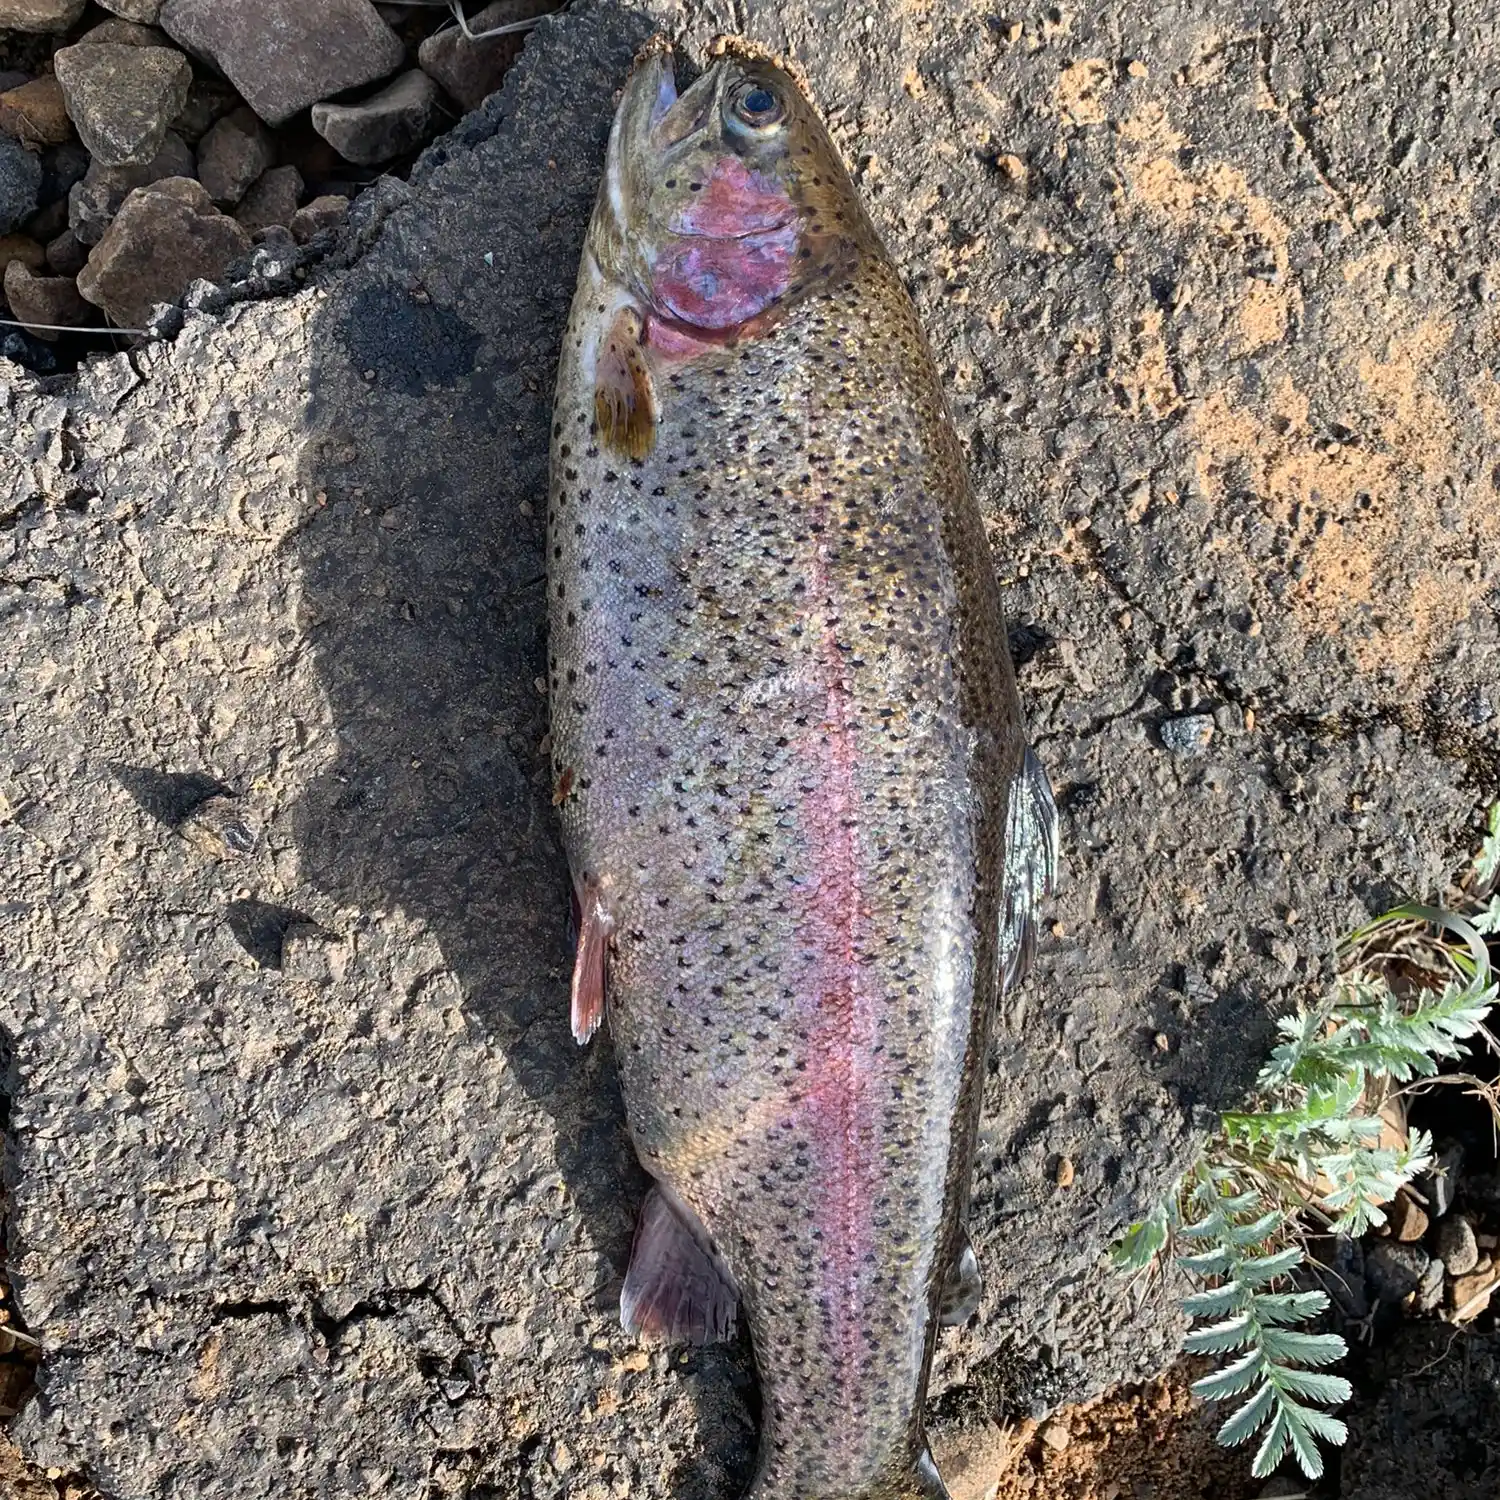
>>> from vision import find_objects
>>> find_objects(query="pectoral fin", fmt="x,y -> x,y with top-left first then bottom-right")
570,875 -> 612,1045
594,306 -> 657,460
999,744 -> 1059,992
939,1228 -> 982,1326
621,1184 -> 738,1345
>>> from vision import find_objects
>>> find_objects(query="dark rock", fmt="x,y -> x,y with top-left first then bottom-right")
0,75 -> 72,150
2,258 -> 88,340
169,76 -> 237,144
289,192 -> 348,243
195,105 -> 273,205
1436,1214 -> 1480,1276
43,226 -> 86,276
1464,1174 -> 1500,1214
96,0 -> 164,19
1364,1240 -> 1431,1304
36,140 -> 90,206
0,73 -> 30,97
311,69 -> 443,166
417,0 -> 554,111
0,0 -> 87,31
1158,713 -> 1216,756
160,0 -> 405,128
80,17 -> 166,45
52,43 -> 193,167
67,130 -> 193,244
0,136 -> 43,235
22,197 -> 67,241
1425,1141 -> 1465,1218
233,165 -> 302,235
76,174 -> 250,327
0,232 -> 45,279
0,327 -> 55,369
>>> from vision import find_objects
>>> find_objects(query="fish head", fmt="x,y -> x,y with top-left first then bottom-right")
597,38 -> 863,333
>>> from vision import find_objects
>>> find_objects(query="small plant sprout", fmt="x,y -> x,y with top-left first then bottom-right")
1113,801 -> 1500,1480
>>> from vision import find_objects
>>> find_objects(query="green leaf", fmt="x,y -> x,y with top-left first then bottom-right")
1110,1194 -> 1175,1272
1190,1351 -> 1263,1402
1258,1326 -> 1349,1366
1237,1245 -> 1305,1286
1283,1411 -> 1327,1481
1253,1289 -> 1330,1325
1250,1408 -> 1292,1478
1272,1366 -> 1353,1403
1183,1313 -> 1254,1356
1177,1246 -> 1232,1277
1181,1283 -> 1245,1319
1296,1407 -> 1350,1445
1217,1381 -> 1277,1448
1476,802 -> 1500,888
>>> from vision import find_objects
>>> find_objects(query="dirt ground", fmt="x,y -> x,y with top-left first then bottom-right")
1,0 -> 1497,1496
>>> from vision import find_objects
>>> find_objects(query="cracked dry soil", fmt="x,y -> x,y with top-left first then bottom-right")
0,1 -> 1497,1497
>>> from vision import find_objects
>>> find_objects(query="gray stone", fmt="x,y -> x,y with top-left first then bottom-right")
2,3 -> 1499,1497
1436,1214 -> 1479,1277
68,130 -> 194,244
169,76 -> 238,145
311,69 -> 442,166
2,257 -> 88,340
80,17 -> 166,45
234,165 -> 303,235
1365,1241 -> 1431,1304
97,0 -> 165,19
52,43 -> 193,167
0,135 -> 42,235
1416,1253 -> 1446,1313
1158,713 -> 1216,756
417,0 -> 554,111
76,174 -> 250,328
0,0 -> 86,31
0,326 -> 54,370
289,192 -> 348,243
195,106 -> 273,205
160,0 -> 405,128
43,226 -> 86,277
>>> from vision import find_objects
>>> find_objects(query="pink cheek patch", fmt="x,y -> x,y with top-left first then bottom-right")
653,221 -> 798,330
671,155 -> 793,237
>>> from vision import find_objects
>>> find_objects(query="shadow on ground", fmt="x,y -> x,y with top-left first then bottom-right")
291,6 -> 756,1495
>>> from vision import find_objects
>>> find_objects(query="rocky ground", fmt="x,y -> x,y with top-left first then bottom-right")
0,0 -> 553,366
1,0 -> 1498,1497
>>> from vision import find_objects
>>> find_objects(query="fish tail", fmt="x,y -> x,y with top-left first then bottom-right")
748,1446 -> 950,1500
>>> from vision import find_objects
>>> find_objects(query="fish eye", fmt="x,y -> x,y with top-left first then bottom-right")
729,81 -> 784,132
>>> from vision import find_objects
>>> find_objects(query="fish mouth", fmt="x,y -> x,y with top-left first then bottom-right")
611,47 -> 797,242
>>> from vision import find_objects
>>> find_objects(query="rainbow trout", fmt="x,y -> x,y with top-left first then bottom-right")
548,36 -> 1057,1500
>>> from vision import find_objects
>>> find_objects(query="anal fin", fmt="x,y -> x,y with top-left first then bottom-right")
621,1184 -> 738,1345
594,306 -> 657,460
939,1228 -> 982,1326
999,743 -> 1059,992
570,875 -> 612,1045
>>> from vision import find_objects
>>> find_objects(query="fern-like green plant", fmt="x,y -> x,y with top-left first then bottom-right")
1113,801 -> 1500,1481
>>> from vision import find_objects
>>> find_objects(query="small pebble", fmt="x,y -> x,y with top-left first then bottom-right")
178,794 -> 261,859
1055,1156 -> 1075,1189
1386,1191 -> 1429,1244
1436,1215 -> 1479,1276
1450,1267 -> 1497,1322
1158,713 -> 1215,756
1039,1419 -> 1070,1452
